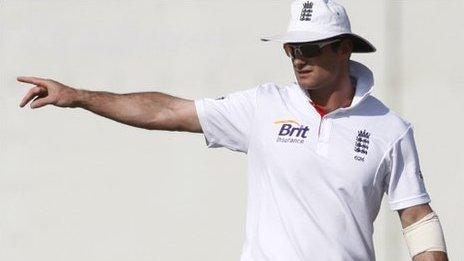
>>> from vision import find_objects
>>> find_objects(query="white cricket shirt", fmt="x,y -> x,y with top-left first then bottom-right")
194,60 -> 431,261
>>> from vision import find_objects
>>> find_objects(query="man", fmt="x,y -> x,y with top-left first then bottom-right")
18,0 -> 447,260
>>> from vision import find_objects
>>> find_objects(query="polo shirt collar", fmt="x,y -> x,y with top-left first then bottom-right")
348,60 -> 374,108
294,60 -> 374,111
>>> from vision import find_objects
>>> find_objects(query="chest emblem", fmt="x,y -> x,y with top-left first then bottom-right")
354,129 -> 371,162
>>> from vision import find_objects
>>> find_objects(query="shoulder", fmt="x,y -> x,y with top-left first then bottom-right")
359,95 -> 413,144
255,82 -> 284,93
254,81 -> 300,99
212,82 -> 287,108
228,82 -> 282,97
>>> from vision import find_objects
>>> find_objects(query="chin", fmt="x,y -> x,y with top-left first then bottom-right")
296,73 -> 329,90
296,78 -> 319,90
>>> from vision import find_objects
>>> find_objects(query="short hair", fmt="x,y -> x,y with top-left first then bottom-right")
330,36 -> 353,53
331,40 -> 342,52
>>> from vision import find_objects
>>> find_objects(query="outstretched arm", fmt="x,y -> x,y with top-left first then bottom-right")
398,204 -> 448,261
18,76 -> 202,133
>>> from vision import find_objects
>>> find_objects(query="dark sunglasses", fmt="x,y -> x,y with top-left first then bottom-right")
283,39 -> 342,59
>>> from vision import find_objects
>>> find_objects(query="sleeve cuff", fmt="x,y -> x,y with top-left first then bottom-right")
389,193 -> 432,211
194,99 -> 216,148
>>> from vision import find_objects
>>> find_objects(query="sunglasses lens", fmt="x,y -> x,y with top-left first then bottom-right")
299,44 -> 321,58
283,45 -> 294,58
283,43 -> 323,59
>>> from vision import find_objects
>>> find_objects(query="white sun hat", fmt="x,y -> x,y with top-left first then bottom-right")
261,0 -> 376,53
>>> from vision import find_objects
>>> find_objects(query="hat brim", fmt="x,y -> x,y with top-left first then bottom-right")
261,31 -> 376,53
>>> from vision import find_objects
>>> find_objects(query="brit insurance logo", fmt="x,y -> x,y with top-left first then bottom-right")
274,119 -> 310,144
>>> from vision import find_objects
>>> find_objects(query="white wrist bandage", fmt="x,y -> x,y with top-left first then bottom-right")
402,211 -> 447,258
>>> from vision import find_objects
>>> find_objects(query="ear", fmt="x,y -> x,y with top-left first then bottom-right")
339,38 -> 353,58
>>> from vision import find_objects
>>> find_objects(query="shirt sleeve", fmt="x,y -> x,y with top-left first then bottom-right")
193,86 -> 259,154
383,125 -> 431,211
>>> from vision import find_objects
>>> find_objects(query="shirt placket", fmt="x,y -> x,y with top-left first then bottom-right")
316,116 -> 333,156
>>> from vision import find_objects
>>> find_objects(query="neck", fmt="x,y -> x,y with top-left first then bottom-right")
307,71 -> 355,113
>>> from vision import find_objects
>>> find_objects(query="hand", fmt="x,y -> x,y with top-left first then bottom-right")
18,76 -> 80,109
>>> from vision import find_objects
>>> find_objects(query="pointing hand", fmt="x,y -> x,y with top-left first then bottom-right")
18,77 -> 79,109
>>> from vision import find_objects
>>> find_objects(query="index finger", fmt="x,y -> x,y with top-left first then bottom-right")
17,76 -> 48,86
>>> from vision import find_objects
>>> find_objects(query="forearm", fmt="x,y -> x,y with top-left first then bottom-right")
399,206 -> 448,261
18,77 -> 201,132
413,251 -> 448,261
74,89 -> 183,130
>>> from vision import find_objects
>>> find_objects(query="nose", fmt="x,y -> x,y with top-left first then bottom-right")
292,57 -> 309,70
